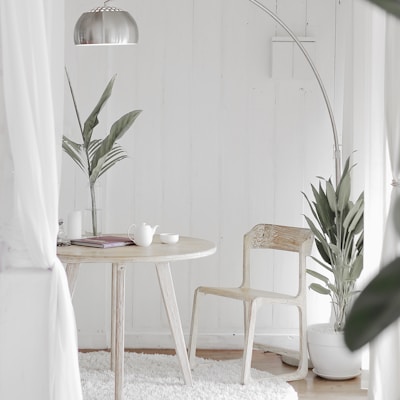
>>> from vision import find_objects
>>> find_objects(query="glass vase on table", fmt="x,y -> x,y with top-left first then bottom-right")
84,182 -> 103,237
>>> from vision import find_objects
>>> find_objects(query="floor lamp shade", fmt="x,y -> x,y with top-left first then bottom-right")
74,6 -> 139,46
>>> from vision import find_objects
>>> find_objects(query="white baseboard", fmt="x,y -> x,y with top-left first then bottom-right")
77,331 -> 300,352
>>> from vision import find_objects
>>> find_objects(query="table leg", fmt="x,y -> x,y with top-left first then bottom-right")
65,263 -> 80,298
112,263 -> 126,400
111,263 -> 117,371
155,262 -> 193,386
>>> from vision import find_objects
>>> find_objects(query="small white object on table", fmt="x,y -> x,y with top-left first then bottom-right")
67,210 -> 82,239
159,233 -> 179,244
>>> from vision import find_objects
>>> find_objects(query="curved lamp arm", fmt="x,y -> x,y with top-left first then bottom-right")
248,0 -> 341,184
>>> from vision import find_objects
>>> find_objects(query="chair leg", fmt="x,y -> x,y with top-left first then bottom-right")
241,300 -> 258,384
296,305 -> 308,380
188,288 -> 202,369
278,304 -> 309,382
243,300 -> 250,336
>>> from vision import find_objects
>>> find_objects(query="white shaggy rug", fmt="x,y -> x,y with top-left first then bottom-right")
79,351 -> 298,400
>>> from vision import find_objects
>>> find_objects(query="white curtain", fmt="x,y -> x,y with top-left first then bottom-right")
336,0 -> 388,298
338,0 -> 388,294
339,1 -> 400,398
368,15 -> 400,400
0,1 -> 82,399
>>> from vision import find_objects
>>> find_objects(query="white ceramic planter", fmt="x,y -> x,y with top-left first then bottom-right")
307,323 -> 361,380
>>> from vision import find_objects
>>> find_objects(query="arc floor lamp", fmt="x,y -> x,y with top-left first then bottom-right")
74,0 -> 342,184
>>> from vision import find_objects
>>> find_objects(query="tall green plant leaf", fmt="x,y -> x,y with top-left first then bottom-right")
336,156 -> 351,194
337,173 -> 351,212
303,215 -> 330,252
98,146 -> 128,178
82,75 -> 116,147
303,155 -> 364,332
349,254 -> 363,280
348,207 -> 364,233
63,71 -> 142,204
90,110 -> 142,184
314,183 -> 335,235
62,136 -> 85,172
302,189 -> 321,226
315,238 -> 332,265
343,196 -> 363,230
326,180 -> 337,212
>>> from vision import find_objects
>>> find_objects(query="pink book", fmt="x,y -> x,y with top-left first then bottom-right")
71,235 -> 134,248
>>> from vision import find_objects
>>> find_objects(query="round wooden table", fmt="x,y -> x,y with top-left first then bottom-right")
57,235 -> 216,400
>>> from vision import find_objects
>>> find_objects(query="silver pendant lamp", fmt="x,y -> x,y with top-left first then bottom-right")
74,1 -> 138,46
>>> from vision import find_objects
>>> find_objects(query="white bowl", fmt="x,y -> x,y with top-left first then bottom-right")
160,233 -> 179,244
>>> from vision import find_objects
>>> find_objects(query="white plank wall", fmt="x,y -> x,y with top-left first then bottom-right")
61,0 -> 338,350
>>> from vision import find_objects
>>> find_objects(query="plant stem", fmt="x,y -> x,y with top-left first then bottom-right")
90,183 -> 98,236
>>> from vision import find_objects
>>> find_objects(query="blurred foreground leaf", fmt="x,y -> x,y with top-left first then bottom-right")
344,257 -> 400,350
366,0 -> 400,18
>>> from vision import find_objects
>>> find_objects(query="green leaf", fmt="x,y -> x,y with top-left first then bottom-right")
309,283 -> 331,295
89,110 -> 142,184
325,180 -> 337,212
337,156 -> 351,192
304,216 -> 328,248
348,206 -> 364,233
88,139 -> 102,157
349,254 -> 363,281
356,231 -> 364,253
344,256 -> 400,351
302,191 -> 323,228
62,136 -> 85,173
82,75 -> 117,147
327,282 -> 338,295
315,238 -> 332,265
97,146 -> 128,178
312,185 -> 335,239
109,110 -> 142,141
317,185 -> 336,238
328,243 -> 341,257
306,268 -> 330,284
337,173 -> 351,212
310,256 -> 334,273
65,68 -> 83,135
343,195 -> 363,230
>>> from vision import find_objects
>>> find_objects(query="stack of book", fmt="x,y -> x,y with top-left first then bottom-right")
71,235 -> 134,248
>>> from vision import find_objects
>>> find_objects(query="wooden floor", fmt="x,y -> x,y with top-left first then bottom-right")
125,348 -> 368,400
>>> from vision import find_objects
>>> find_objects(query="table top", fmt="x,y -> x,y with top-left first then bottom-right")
57,235 -> 216,264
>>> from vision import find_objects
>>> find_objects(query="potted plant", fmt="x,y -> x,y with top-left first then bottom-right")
62,69 -> 141,236
302,155 -> 364,379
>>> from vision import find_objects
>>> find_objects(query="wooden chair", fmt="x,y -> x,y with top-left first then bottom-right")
188,223 -> 314,383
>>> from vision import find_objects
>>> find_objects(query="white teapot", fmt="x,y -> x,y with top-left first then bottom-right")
128,222 -> 159,247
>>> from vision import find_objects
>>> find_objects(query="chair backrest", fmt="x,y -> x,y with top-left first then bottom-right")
242,224 -> 314,291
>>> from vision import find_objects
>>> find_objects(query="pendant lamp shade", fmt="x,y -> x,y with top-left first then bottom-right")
74,5 -> 138,46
